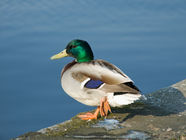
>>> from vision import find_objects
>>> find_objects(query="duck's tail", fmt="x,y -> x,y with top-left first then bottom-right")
107,92 -> 141,107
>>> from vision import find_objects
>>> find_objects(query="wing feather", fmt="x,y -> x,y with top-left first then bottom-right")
70,59 -> 132,85
68,59 -> 140,94
100,82 -> 140,94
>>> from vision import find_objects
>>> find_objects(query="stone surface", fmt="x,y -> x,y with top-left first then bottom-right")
13,79 -> 186,140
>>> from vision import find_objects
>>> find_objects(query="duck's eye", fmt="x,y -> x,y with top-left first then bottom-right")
71,45 -> 77,49
69,45 -> 77,49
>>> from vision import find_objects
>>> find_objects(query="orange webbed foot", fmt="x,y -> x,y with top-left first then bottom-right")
100,97 -> 112,117
78,107 -> 100,120
78,97 -> 112,120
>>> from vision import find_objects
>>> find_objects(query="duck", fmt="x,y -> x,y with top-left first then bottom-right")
51,39 -> 141,120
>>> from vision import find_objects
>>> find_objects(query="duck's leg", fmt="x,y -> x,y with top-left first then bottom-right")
78,97 -> 112,120
78,107 -> 100,120
100,96 -> 112,117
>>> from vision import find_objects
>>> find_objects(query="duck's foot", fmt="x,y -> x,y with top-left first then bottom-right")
78,107 -> 100,120
100,96 -> 112,117
78,97 -> 112,120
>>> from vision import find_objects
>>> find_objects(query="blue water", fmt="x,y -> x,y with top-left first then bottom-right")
0,0 -> 186,139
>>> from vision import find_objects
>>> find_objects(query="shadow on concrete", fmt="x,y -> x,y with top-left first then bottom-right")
111,87 -> 186,122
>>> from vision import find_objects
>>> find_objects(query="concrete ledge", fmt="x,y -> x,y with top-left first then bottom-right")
14,79 -> 186,140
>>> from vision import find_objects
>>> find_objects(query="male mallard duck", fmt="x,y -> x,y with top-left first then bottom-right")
51,39 -> 141,120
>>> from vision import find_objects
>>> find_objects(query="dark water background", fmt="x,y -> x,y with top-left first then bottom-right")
0,0 -> 186,139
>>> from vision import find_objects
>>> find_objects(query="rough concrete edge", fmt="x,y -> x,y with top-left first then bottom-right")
172,79 -> 186,97
37,120 -> 72,134
14,111 -> 101,140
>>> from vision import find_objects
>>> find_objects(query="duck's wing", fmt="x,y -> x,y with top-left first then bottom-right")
71,59 -> 140,94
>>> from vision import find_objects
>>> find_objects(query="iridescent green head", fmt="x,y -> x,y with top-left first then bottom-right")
51,39 -> 94,62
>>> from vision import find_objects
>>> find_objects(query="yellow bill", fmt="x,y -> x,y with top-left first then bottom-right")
50,49 -> 69,60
